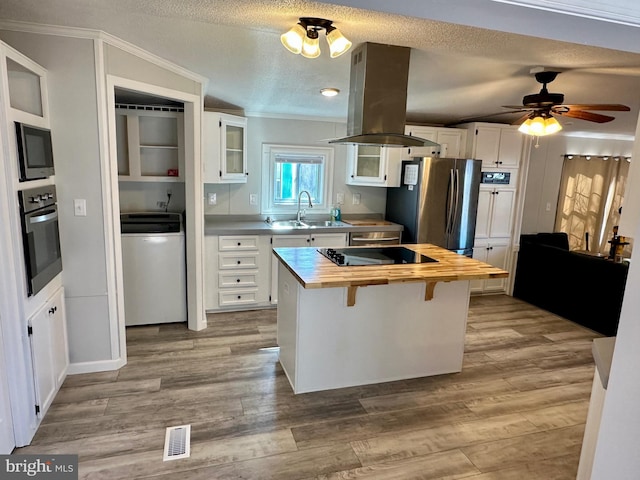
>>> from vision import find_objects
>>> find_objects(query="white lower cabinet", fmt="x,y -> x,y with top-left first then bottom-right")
271,233 -> 347,304
205,235 -> 271,311
28,286 -> 69,418
471,241 -> 510,294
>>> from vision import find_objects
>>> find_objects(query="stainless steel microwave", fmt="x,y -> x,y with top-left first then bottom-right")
15,122 -> 55,181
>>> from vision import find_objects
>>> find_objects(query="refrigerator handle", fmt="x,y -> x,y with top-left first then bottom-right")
446,168 -> 455,235
453,168 -> 460,231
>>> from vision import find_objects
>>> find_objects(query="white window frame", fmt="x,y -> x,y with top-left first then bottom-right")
261,144 -> 334,215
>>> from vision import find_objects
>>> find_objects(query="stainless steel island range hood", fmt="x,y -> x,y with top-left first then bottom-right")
329,42 -> 439,148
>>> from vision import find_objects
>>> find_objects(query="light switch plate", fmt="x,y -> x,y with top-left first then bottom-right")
352,193 -> 361,205
249,194 -> 258,205
74,199 -> 87,216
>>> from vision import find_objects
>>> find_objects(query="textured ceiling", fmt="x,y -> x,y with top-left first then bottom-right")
1,0 -> 640,135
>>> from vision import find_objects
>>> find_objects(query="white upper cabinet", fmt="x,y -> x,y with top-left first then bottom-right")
346,144 -> 401,187
403,126 -> 466,159
203,111 -> 248,183
461,123 -> 523,168
116,107 -> 184,182
4,46 -> 49,126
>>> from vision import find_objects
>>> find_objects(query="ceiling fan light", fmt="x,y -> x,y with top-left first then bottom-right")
301,32 -> 321,58
543,116 -> 562,135
528,116 -> 546,136
281,23 -> 305,54
518,118 -> 533,134
326,27 -> 352,58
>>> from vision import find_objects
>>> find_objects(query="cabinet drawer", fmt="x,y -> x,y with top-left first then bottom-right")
219,289 -> 258,307
219,235 -> 259,251
218,253 -> 259,269
218,271 -> 258,288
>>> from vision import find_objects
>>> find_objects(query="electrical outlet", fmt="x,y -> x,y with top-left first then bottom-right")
207,192 -> 217,206
157,201 -> 167,208
336,192 -> 344,204
546,202 -> 551,212
352,193 -> 361,205
249,194 -> 258,205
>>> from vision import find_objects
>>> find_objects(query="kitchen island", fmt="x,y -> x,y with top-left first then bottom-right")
273,244 -> 508,394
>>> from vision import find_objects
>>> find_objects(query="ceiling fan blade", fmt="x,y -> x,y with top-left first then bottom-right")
555,109 -> 615,123
561,104 -> 630,112
502,105 -> 532,110
511,113 -> 532,126
446,109 -> 527,126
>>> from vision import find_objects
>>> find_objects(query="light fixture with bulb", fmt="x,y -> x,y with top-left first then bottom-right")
281,17 -> 352,59
518,112 -> 563,137
320,88 -> 340,97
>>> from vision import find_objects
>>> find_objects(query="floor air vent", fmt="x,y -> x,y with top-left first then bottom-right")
163,424 -> 191,461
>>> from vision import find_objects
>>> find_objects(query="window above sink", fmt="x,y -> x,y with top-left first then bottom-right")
261,144 -> 334,215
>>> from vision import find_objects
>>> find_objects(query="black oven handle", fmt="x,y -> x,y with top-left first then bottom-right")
28,208 -> 58,225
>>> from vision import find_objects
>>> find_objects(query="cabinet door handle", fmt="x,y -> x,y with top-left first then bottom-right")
495,191 -> 500,195
236,278 -> 241,283
306,238 -> 311,243
237,260 -> 241,265
48,307 -> 56,315
237,295 -> 242,299
237,242 -> 241,246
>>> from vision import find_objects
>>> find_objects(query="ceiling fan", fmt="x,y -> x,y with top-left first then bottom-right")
502,70 -> 630,135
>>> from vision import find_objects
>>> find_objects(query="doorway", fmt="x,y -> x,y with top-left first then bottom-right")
104,76 -> 206,366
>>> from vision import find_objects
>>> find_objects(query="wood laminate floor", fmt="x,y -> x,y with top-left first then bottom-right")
17,295 -> 601,479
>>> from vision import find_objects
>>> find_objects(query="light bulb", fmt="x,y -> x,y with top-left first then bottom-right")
529,116 -> 546,136
518,118 -> 533,134
301,33 -> 320,58
326,27 -> 352,58
280,23 -> 305,54
543,117 -> 562,135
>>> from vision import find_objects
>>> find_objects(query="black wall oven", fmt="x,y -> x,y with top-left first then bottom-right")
18,185 -> 62,296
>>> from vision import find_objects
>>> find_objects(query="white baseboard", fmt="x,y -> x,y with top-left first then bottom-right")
67,357 -> 125,375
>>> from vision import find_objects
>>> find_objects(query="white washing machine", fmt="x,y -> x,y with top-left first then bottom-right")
120,213 -> 187,326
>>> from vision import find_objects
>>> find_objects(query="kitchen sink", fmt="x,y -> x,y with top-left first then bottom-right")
301,220 -> 347,228
266,219 -> 347,229
268,219 -> 306,229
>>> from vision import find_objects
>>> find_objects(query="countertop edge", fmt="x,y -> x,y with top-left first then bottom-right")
204,220 -> 404,236
592,336 -> 616,389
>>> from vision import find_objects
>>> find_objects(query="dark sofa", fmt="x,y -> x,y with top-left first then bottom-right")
513,232 -> 628,336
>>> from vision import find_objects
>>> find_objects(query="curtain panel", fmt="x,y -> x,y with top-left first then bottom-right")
555,155 -> 631,254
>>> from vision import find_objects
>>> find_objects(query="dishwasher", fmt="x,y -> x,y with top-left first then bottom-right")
120,212 -> 187,326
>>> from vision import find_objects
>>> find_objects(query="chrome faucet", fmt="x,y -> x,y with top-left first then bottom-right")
297,190 -> 313,223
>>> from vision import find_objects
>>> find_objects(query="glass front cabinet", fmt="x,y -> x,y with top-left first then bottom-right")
203,112 -> 248,183
346,144 -> 401,187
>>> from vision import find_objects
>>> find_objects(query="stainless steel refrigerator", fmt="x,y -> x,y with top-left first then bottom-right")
385,157 -> 482,256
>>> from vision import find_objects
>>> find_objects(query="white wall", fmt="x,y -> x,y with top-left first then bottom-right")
203,116 -> 387,217
521,134 -> 634,234
119,182 -> 186,213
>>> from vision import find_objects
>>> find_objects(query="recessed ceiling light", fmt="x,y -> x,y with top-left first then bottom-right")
320,88 -> 339,97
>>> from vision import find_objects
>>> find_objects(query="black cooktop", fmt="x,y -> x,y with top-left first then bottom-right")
318,247 -> 438,267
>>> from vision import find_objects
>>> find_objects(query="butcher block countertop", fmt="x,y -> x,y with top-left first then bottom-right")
273,244 -> 508,291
